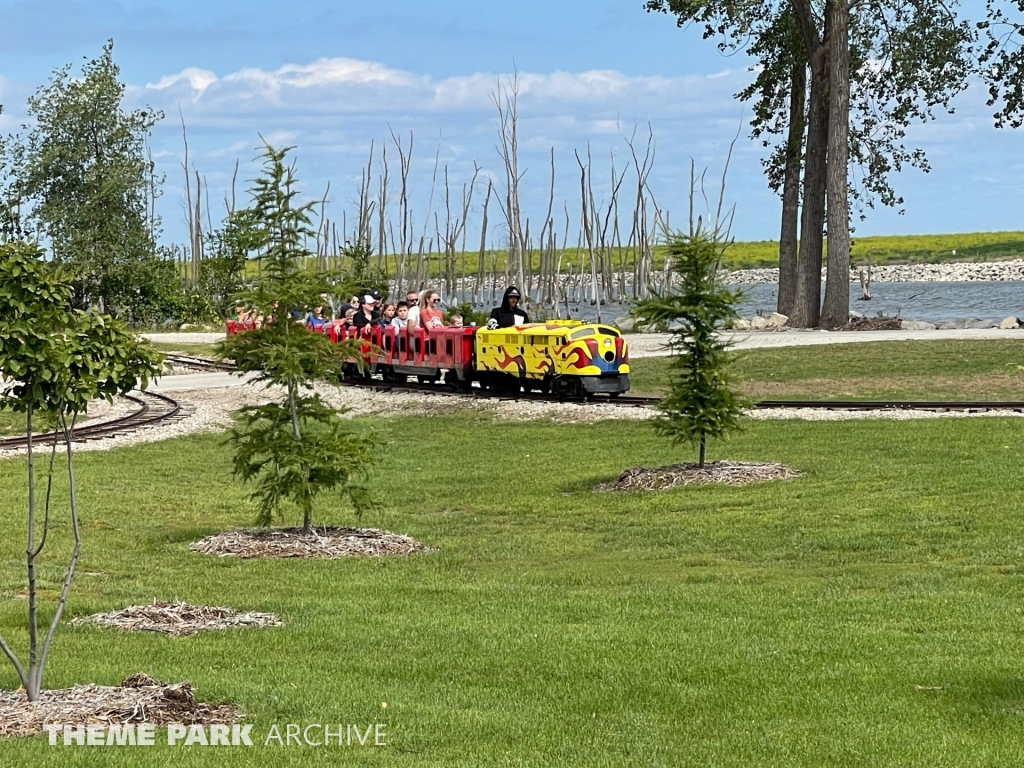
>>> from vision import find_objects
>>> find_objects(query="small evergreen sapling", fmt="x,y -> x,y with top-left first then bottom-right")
218,144 -> 377,535
632,231 -> 747,467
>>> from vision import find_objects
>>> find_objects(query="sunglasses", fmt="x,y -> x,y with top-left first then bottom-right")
408,298 -> 419,304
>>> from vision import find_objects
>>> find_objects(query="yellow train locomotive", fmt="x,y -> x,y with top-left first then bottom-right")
475,321 -> 630,397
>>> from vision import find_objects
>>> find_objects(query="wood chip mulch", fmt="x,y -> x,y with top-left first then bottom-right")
597,461 -> 800,492
71,600 -> 282,637
0,673 -> 240,739
189,527 -> 435,559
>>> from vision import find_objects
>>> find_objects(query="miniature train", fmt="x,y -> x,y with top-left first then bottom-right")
225,319 -> 631,397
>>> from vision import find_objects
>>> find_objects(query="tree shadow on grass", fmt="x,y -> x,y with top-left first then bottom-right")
925,674 -> 1024,726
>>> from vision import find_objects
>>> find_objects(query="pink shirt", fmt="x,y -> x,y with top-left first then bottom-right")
420,307 -> 444,329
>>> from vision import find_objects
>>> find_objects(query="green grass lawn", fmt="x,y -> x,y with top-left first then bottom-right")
629,339 -> 1024,401
0,410 -> 27,437
2,413 -> 1024,765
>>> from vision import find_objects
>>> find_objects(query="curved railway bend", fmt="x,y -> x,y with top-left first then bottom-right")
0,391 -> 192,451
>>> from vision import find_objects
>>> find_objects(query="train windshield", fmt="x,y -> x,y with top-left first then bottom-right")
598,327 -> 620,338
570,327 -> 595,341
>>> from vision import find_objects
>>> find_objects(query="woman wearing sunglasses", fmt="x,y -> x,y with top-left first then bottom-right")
419,290 -> 445,330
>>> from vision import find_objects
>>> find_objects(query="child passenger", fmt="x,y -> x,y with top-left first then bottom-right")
391,301 -> 409,328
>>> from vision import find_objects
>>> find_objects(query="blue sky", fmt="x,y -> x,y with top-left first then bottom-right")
0,0 -> 1019,247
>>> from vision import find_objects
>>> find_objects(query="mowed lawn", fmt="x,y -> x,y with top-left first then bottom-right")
2,414 -> 1024,765
629,338 -> 1024,401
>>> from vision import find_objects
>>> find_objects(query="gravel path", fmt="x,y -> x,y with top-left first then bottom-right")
3,380 -> 1021,461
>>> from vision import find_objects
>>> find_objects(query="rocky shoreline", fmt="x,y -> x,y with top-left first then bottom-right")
730,311 -> 1023,332
724,259 -> 1024,285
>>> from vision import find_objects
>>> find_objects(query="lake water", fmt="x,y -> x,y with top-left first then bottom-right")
512,281 -> 1024,324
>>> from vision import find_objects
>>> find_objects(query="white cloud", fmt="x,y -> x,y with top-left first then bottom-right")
138,56 -> 741,118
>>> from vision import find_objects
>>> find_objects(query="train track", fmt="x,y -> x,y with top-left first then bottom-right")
347,379 -> 1024,413
159,354 -> 1024,414
0,391 -> 191,451
163,353 -> 235,372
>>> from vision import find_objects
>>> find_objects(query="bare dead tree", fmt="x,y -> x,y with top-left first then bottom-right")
492,73 -> 526,299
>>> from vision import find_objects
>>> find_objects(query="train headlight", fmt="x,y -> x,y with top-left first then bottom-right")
603,339 -> 612,348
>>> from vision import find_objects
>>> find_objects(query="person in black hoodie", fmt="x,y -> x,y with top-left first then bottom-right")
488,286 -> 530,328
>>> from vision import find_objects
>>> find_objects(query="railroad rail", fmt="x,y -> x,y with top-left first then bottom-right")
156,354 -> 1024,414
163,353 -> 235,372
0,391 -> 190,451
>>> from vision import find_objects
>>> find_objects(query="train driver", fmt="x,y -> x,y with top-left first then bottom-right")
487,286 -> 530,329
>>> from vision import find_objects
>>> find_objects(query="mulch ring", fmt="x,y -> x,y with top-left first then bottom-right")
190,527 -> 435,559
0,673 -> 239,739
597,461 -> 800,492
71,600 -> 282,637
839,315 -> 902,331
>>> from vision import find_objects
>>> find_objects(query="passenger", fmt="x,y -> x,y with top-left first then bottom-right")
405,290 -> 421,327
379,302 -> 397,327
449,314 -> 464,328
419,290 -> 445,330
320,293 -> 337,321
353,293 -> 379,329
306,306 -> 327,331
488,286 -> 529,328
348,295 -> 361,313
334,307 -> 357,331
391,301 -> 410,328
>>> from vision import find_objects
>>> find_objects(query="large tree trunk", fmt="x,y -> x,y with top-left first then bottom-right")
790,48 -> 828,328
820,0 -> 851,329
777,60 -> 807,317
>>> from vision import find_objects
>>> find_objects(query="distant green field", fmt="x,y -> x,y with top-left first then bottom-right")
724,231 -> 1024,271
226,231 -> 1024,281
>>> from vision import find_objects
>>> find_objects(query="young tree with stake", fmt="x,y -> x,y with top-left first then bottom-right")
632,231 -> 747,468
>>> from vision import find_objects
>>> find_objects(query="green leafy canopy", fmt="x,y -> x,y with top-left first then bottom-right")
0,241 -> 164,418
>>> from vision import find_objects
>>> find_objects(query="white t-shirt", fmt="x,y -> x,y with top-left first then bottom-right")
407,305 -> 420,326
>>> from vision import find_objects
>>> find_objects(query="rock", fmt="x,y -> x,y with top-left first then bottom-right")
970,319 -> 998,329
769,312 -> 789,328
936,322 -> 957,330
750,316 -> 770,330
999,316 -> 1020,329
732,319 -> 752,331
848,310 -> 864,320
179,323 -> 200,331
615,317 -> 636,333
900,320 -> 937,331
